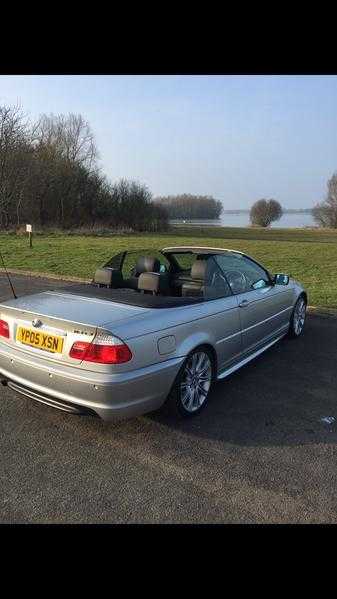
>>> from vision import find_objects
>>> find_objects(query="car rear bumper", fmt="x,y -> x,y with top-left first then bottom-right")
0,344 -> 184,420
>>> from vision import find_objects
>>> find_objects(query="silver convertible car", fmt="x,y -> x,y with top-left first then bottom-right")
0,246 -> 307,420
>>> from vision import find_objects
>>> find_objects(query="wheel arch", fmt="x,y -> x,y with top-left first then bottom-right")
300,290 -> 308,304
294,290 -> 307,307
163,341 -> 218,418
180,341 -> 218,380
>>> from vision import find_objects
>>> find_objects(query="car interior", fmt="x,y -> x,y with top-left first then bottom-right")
60,249 -> 276,309
93,251 -> 224,299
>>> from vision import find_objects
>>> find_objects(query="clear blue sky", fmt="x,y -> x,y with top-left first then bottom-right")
1,75 -> 336,209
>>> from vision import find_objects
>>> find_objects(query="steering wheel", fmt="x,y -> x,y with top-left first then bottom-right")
210,270 -> 227,288
225,270 -> 247,294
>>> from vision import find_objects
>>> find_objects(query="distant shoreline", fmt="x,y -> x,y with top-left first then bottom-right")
170,210 -> 315,229
171,209 -> 313,221
221,209 -> 313,215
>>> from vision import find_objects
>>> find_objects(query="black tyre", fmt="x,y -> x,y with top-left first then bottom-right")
165,346 -> 215,418
288,295 -> 307,338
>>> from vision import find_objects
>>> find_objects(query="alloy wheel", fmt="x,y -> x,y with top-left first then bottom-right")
180,351 -> 212,413
293,298 -> 306,335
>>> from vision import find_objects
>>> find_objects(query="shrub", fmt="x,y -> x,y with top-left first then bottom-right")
250,199 -> 283,227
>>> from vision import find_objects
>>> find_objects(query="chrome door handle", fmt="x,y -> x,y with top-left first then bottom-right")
239,299 -> 249,308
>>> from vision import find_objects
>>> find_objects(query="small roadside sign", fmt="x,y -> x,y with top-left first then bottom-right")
26,224 -> 33,247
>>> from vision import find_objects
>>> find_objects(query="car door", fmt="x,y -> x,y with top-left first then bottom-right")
215,253 -> 293,355
202,257 -> 243,371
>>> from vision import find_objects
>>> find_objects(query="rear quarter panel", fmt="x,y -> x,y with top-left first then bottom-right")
107,296 -> 242,374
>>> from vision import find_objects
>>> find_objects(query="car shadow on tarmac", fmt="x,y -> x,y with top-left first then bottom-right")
144,314 -> 337,447
53,313 -> 337,450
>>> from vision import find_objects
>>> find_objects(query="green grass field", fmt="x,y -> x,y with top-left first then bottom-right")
1,225 -> 337,308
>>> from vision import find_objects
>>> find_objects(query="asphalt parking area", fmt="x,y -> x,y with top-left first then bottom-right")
1,273 -> 337,523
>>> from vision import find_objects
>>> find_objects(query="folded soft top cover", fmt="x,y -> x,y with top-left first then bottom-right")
55,283 -> 204,309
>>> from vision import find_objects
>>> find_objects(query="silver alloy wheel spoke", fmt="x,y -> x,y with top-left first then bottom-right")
196,352 -> 205,372
187,387 -> 195,410
198,374 -> 211,383
197,384 -> 208,397
185,365 -> 194,379
191,353 -> 198,372
180,351 -> 212,413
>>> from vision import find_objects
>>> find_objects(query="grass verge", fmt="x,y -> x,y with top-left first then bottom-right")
1,226 -> 336,309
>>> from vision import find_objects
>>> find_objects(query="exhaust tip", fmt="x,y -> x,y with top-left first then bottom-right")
1,379 -> 8,386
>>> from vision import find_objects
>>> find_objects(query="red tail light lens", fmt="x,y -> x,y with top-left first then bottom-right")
0,319 -> 9,338
69,334 -> 132,364
69,341 -> 90,360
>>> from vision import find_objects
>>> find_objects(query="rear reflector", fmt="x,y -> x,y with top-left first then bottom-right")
69,334 -> 132,364
0,319 -> 9,339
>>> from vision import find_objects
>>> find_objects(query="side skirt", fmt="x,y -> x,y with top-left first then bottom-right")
217,332 -> 287,381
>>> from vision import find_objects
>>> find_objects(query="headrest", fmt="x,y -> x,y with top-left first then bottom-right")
93,268 -> 123,287
191,259 -> 208,280
138,272 -> 161,294
135,256 -> 160,275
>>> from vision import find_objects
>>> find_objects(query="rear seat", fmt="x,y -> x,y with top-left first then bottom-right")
93,267 -> 123,288
126,256 -> 161,290
138,272 -> 170,296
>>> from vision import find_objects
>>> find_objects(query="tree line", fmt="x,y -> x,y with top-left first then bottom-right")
0,105 -> 168,232
154,194 -> 223,220
2,102 -> 336,232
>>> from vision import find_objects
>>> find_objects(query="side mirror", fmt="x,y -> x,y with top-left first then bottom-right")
273,273 -> 290,286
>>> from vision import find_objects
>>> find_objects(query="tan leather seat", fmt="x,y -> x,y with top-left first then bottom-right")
181,260 -> 207,297
127,256 -> 161,290
138,272 -> 170,295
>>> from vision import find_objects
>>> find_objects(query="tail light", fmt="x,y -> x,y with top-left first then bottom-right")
69,333 -> 132,364
0,319 -> 9,339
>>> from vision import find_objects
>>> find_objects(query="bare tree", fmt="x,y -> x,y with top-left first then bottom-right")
0,105 -> 28,227
11,142 -> 35,225
34,113 -> 97,168
0,103 -> 168,233
312,173 -> 337,228
250,198 -> 283,228
33,113 -> 98,226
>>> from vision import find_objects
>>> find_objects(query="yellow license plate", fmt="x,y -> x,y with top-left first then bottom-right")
16,327 -> 64,354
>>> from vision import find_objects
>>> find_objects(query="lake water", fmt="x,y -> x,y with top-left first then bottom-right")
170,212 -> 315,229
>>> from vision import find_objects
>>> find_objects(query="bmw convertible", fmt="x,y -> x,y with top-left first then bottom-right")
0,246 -> 307,419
